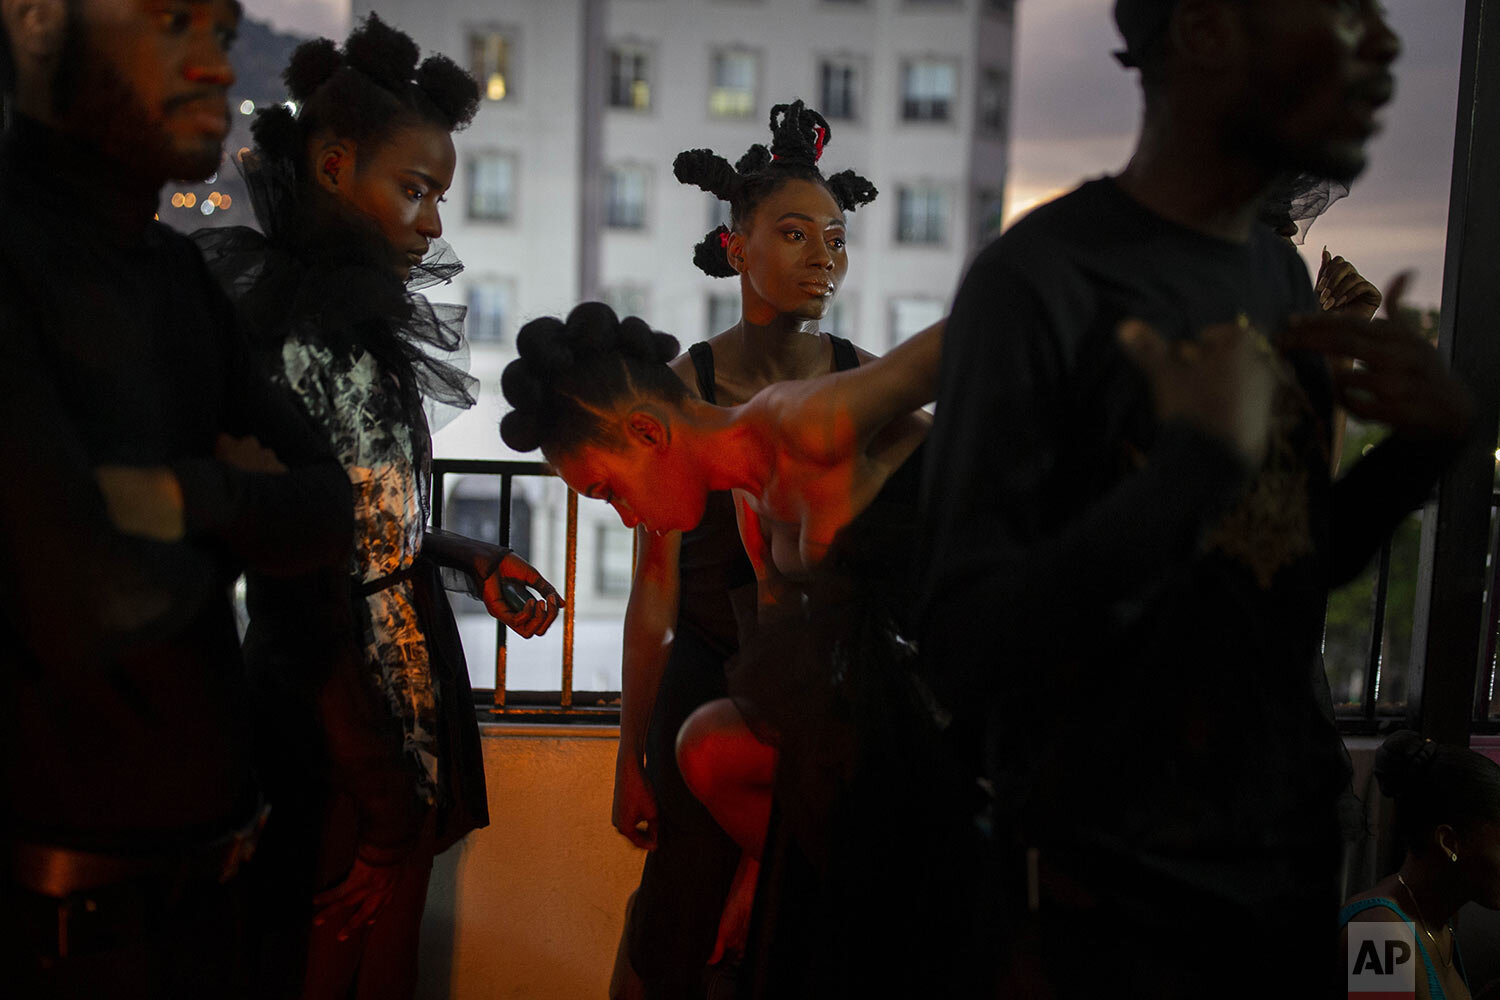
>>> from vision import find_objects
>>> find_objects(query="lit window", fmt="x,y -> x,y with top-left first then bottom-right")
901,59 -> 956,122
889,297 -> 945,349
896,184 -> 949,244
819,57 -> 861,122
608,47 -> 652,111
468,153 -> 516,222
710,49 -> 758,119
978,67 -> 1010,135
468,278 -> 516,345
470,30 -> 514,102
605,166 -> 649,230
595,522 -> 634,596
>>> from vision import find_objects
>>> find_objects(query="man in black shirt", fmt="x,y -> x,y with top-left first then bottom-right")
920,0 -> 1472,993
0,1 -> 352,994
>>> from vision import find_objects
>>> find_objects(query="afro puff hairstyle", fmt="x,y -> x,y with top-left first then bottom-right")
500,302 -> 686,457
674,99 -> 878,277
251,14 -> 480,174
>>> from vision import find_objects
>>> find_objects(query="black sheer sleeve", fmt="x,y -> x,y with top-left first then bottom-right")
170,245 -> 354,577
0,284 -> 218,667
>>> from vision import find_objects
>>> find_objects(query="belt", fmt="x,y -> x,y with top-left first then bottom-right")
6,801 -> 271,899
357,564 -> 419,597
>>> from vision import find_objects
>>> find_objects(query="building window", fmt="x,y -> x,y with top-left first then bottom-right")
606,166 -> 648,229
468,278 -> 515,345
896,184 -> 949,244
467,153 -> 516,222
707,294 -> 739,336
974,187 -> 1006,244
889,297 -> 945,349
603,285 -> 651,320
978,67 -> 1010,135
469,30 -> 514,102
901,58 -> 956,122
710,49 -> 758,118
595,523 -> 633,596
819,57 -> 861,121
447,483 -> 533,563
609,46 -> 652,111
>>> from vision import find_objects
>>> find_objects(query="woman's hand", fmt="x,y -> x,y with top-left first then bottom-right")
612,752 -> 659,849
1281,273 -> 1474,443
478,549 -> 563,638
1316,248 -> 1382,322
1117,315 -> 1279,469
312,852 -> 403,942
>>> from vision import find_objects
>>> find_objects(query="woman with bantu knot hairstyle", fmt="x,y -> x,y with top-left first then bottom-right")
565,97 -> 941,996
1339,732 -> 1500,999
501,291 -> 960,988
192,15 -> 561,999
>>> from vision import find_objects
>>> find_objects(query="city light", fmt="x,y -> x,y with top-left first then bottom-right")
486,74 -> 506,101
201,201 -> 215,216
239,100 -> 255,115
170,193 -> 185,208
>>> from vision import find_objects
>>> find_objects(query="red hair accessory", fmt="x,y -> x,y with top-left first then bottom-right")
718,229 -> 731,248
813,126 -> 826,162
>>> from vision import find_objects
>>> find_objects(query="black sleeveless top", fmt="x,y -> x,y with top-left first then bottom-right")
673,335 -> 861,656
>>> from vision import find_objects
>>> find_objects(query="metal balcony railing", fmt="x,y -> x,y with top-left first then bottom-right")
431,458 -> 620,725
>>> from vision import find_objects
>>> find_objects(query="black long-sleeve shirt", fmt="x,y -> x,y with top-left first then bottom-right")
919,179 -> 1453,900
0,117 -> 352,850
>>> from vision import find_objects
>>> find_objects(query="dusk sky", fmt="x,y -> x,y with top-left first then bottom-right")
256,0 -> 1467,308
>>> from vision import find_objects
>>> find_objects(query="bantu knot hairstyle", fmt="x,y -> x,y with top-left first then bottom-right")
251,14 -> 480,172
1375,730 -> 1500,854
674,98 -> 878,278
500,303 -> 685,456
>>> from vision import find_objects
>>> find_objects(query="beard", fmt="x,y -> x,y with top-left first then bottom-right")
50,12 -> 222,184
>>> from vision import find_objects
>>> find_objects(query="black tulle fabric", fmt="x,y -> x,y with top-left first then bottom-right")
194,145 -> 477,518
1258,173 -> 1350,245
729,448 -> 988,994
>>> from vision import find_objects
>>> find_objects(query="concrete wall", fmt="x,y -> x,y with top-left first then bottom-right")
418,725 -> 642,1000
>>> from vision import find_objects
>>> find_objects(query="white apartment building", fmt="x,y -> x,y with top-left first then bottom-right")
354,0 -> 1017,692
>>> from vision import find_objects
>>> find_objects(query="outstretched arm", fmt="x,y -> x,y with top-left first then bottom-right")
837,319 -> 945,441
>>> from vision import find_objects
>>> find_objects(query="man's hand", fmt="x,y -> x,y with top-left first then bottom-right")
1281,273 -> 1475,443
612,752 -> 659,850
478,550 -> 563,638
1118,316 -> 1278,468
312,854 -> 402,942
95,466 -> 186,541
214,433 -> 287,473
1317,248 -> 1382,322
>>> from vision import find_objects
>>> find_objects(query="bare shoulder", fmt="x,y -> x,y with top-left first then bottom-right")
1342,890 -> 1407,923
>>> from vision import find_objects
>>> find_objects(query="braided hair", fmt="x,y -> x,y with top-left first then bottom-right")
250,14 -> 480,179
675,99 -> 878,277
1375,731 -> 1500,853
500,303 -> 687,457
